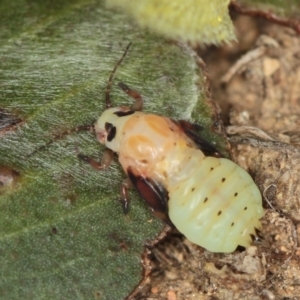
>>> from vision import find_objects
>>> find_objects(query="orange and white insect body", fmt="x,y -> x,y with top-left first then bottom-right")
95,107 -> 264,253
80,43 -> 264,253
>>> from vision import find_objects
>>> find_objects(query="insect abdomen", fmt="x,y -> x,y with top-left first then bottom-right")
167,151 -> 264,253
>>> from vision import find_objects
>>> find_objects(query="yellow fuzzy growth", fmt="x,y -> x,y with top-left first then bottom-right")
106,0 -> 236,45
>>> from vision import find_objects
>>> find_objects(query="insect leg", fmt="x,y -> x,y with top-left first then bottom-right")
118,82 -> 143,111
120,177 -> 133,214
78,148 -> 114,170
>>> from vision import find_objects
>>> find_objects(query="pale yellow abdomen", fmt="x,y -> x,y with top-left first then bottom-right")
168,152 -> 264,253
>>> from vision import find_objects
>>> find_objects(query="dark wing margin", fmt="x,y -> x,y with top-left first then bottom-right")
176,119 -> 225,158
114,110 -> 135,117
127,166 -> 172,225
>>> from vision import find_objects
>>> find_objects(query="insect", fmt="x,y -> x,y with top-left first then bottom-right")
79,43 -> 264,253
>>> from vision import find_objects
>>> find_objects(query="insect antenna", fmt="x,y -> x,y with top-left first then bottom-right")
105,42 -> 132,109
28,43 -> 132,159
27,124 -> 94,158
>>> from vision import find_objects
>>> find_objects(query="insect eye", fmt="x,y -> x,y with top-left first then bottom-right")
105,122 -> 113,132
105,122 -> 117,142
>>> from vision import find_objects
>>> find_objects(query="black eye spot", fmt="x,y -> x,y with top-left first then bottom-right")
218,211 -> 222,216
204,197 -> 208,203
210,167 -> 214,171
234,192 -> 238,197
105,122 -> 113,131
105,122 -> 117,142
244,207 -> 248,210
114,110 -> 135,117
222,178 -> 226,182
231,222 -> 234,226
191,188 -> 195,192
107,127 -> 116,142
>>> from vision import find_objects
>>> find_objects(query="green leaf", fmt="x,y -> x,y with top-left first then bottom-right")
0,0 -> 227,299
